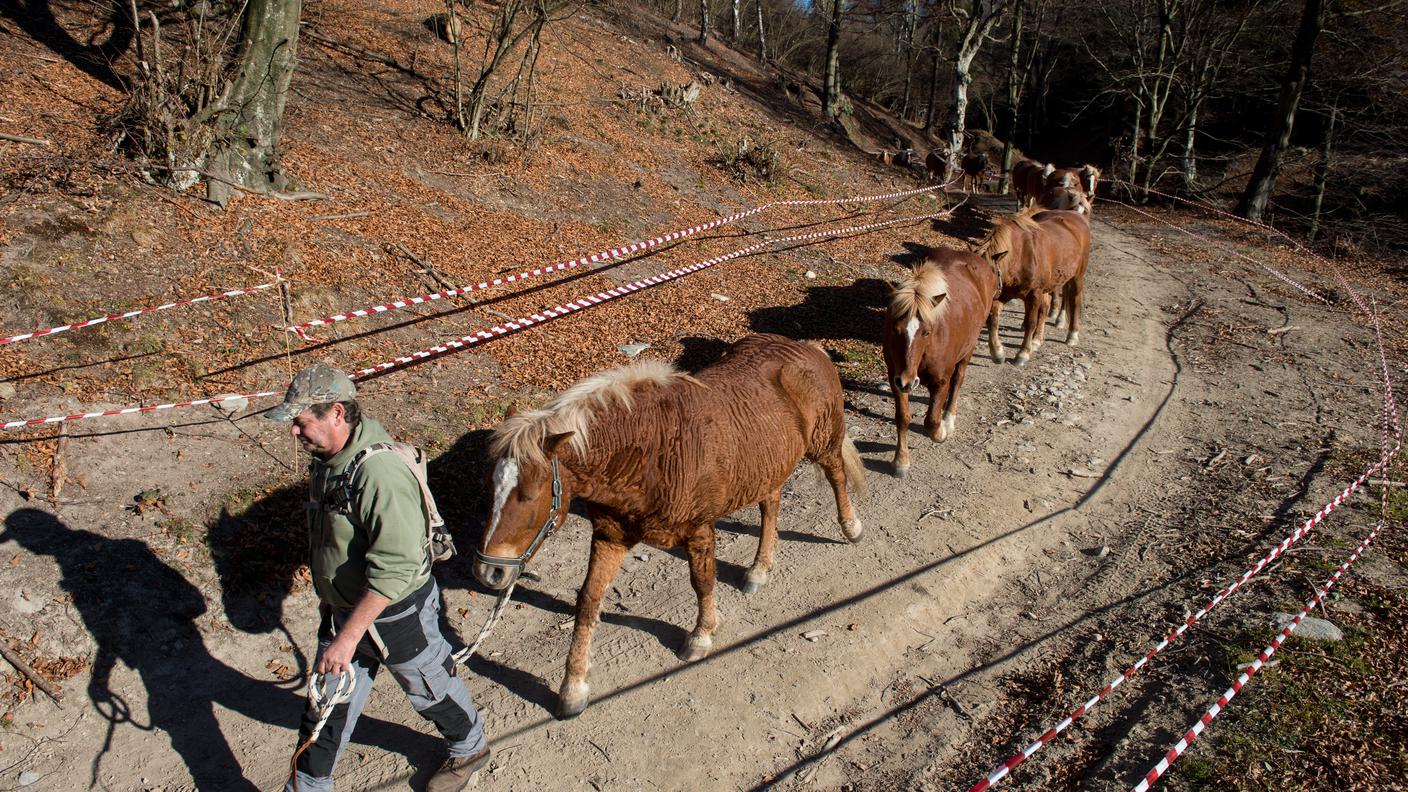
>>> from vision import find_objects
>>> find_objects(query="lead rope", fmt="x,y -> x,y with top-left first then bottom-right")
288,671 -> 355,792
451,582 -> 517,667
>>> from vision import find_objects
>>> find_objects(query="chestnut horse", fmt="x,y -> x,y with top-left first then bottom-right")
978,208 -> 1092,365
883,247 -> 1000,477
473,334 -> 866,718
1011,159 -> 1052,207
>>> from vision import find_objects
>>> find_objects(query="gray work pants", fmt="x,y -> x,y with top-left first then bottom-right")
285,579 -> 486,791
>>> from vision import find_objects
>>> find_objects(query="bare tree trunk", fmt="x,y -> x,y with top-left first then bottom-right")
1180,101 -> 1199,192
731,0 -> 740,39
755,0 -> 767,61
945,0 -> 1005,175
1309,104 -> 1335,239
699,0 -> 710,43
923,30 -> 941,130
821,0 -> 844,117
998,0 -> 1024,193
673,0 -> 682,22
1237,0 -> 1324,221
899,0 -> 917,120
206,0 -> 304,206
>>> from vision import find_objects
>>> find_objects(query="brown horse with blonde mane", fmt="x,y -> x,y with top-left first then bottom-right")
978,207 -> 1092,365
883,247 -> 1000,477
1011,158 -> 1052,207
472,334 -> 866,718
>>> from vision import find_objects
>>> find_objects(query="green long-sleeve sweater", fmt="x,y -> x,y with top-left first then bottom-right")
307,418 -> 431,608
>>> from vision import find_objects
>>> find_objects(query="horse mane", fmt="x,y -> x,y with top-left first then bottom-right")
889,258 -> 951,326
491,360 -> 695,466
977,208 -> 1041,263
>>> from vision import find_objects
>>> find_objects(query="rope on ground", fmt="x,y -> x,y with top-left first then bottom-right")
0,283 -> 279,347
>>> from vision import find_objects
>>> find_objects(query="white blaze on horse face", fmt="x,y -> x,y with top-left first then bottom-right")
905,315 -> 921,346
485,457 -> 520,547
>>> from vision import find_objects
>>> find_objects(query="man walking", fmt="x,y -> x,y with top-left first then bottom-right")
269,364 -> 490,792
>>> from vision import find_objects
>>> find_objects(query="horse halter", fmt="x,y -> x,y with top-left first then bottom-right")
474,458 -> 564,570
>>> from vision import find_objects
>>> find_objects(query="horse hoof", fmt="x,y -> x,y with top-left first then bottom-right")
1067,332 -> 1080,347
1014,353 -> 1030,366
842,518 -> 864,543
743,569 -> 768,594
678,636 -> 712,662
991,351 -> 1006,364
556,681 -> 590,720
893,465 -> 909,479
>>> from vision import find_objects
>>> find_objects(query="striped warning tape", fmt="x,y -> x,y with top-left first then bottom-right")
0,283 -> 279,346
1099,195 -> 1329,306
970,302 -> 1401,791
1131,493 -> 1390,791
347,210 -> 948,380
3,210 -> 945,430
284,180 -> 956,339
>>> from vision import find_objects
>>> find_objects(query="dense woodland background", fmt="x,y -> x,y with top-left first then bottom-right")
6,0 -> 1408,253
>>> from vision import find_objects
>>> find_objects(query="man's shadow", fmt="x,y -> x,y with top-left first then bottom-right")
0,0 -> 137,91
2,507 -> 428,789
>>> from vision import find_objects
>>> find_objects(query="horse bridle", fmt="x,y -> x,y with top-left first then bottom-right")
474,458 -> 564,570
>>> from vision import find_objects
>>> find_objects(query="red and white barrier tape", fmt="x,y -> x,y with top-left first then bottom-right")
0,283 -> 278,347
972,301 -> 1401,791
348,211 -> 948,380
1100,195 -> 1330,306
1131,515 -> 1385,792
3,211 -> 944,430
284,181 -> 956,339
967,438 -> 1400,792
1117,182 -> 1371,313
1,390 -> 284,430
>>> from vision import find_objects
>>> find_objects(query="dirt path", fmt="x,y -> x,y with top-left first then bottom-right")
0,210 -> 1392,792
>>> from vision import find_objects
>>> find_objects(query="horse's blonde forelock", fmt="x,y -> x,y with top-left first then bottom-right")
490,359 -> 691,466
978,208 -> 1041,263
889,259 -> 950,327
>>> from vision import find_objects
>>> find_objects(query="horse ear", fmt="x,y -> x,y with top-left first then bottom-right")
504,402 -> 519,418
544,431 -> 576,456
885,280 -> 902,295
932,293 -> 948,309
991,250 -> 1010,264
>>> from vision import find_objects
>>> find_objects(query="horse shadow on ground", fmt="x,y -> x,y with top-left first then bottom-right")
0,508 -> 433,789
748,278 -> 890,345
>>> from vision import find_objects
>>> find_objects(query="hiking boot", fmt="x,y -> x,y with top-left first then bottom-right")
427,747 -> 491,792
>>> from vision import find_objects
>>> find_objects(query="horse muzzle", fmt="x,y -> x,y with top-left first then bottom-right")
473,558 -> 521,591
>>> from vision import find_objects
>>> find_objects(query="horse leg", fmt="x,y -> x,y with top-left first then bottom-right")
1033,291 -> 1053,349
1015,292 -> 1041,365
1065,276 -> 1084,346
892,384 -> 913,477
558,534 -> 627,719
940,353 -> 973,439
1053,288 -> 1068,329
923,376 -> 948,442
744,489 -> 782,594
815,436 -> 864,542
679,528 -> 719,662
988,300 -> 1006,363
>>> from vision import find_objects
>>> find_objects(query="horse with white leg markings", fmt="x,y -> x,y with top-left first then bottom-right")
883,248 -> 1001,478
978,207 -> 1092,365
472,334 -> 866,719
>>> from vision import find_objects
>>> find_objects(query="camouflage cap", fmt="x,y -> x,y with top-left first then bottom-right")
264,364 -> 357,421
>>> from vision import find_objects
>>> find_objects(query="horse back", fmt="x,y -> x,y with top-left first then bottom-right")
1031,210 -> 1092,281
637,335 -> 843,525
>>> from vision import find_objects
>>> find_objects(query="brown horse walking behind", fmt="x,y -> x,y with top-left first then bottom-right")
472,334 -> 866,718
883,247 -> 1000,477
978,208 -> 1092,365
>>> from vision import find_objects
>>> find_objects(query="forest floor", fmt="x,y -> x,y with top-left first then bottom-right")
0,1 -> 1405,791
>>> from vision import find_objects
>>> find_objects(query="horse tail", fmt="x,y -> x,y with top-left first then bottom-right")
841,434 -> 868,499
